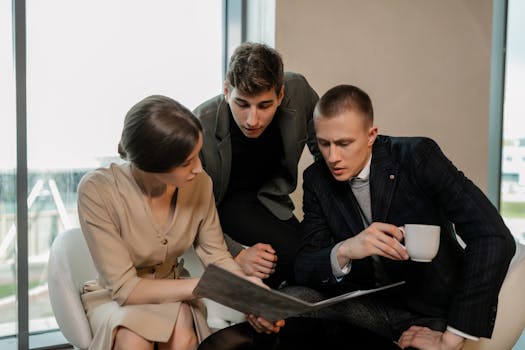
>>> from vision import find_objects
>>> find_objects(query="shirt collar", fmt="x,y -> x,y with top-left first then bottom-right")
354,154 -> 372,180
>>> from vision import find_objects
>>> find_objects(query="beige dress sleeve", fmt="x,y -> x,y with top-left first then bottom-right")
77,169 -> 142,305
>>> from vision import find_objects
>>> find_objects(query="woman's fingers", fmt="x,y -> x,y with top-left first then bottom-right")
246,315 -> 284,334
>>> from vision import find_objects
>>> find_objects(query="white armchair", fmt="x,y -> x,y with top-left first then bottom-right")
48,227 -> 96,349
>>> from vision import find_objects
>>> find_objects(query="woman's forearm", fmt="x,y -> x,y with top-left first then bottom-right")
123,277 -> 199,305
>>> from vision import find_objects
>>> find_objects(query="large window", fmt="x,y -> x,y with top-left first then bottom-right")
2,1 -> 226,348
501,0 -> 525,244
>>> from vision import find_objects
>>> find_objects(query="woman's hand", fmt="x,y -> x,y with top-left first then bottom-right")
232,265 -> 269,288
235,243 -> 277,279
243,275 -> 268,288
246,315 -> 285,334
239,273 -> 284,334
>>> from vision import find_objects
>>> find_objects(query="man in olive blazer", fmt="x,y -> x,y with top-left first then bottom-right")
196,71 -> 319,219
194,43 -> 319,288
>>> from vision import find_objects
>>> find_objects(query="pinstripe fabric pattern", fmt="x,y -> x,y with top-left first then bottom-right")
295,135 -> 515,338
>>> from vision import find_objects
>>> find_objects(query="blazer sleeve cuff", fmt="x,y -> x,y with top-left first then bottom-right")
223,234 -> 244,257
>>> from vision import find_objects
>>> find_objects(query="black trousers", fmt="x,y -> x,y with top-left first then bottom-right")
197,317 -> 401,350
218,190 -> 301,289
281,286 -> 447,342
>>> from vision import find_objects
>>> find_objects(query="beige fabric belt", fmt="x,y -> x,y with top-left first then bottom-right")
136,258 -> 186,279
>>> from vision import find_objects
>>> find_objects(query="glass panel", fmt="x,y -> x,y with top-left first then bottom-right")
0,0 -> 17,339
501,0 -> 525,243
24,0 -> 223,335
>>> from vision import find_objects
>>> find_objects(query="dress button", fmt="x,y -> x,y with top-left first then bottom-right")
161,238 -> 168,245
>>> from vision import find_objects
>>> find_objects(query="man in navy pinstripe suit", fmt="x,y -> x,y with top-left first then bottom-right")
295,84 -> 515,349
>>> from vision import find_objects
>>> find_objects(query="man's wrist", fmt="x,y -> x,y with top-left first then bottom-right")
331,242 -> 351,278
442,330 -> 465,350
336,240 -> 352,263
234,248 -> 246,262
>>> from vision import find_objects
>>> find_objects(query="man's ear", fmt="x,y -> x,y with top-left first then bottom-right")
368,126 -> 379,146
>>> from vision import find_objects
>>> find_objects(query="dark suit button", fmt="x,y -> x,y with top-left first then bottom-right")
161,238 -> 168,245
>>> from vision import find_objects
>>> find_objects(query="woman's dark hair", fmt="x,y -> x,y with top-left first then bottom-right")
226,42 -> 284,95
118,95 -> 202,173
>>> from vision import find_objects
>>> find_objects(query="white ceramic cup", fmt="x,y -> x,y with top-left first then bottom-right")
400,224 -> 440,262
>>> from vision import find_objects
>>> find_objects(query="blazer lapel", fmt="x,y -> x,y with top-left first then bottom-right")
370,138 -> 399,223
213,100 -> 232,201
327,174 -> 366,237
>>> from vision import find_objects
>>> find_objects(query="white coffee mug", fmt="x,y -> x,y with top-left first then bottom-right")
400,224 -> 440,262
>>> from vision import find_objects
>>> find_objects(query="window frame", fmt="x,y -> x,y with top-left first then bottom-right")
487,0 -> 508,208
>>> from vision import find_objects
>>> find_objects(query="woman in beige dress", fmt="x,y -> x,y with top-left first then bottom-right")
77,95 -> 283,350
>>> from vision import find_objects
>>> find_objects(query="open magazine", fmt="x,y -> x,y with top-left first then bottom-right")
193,264 -> 405,322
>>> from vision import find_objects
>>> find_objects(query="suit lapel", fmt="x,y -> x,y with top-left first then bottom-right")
326,171 -> 365,236
213,100 -> 232,200
370,137 -> 399,223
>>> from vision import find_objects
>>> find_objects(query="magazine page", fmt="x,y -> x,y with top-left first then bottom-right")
193,264 -> 404,322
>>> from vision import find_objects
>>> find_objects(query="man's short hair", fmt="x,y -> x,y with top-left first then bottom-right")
226,42 -> 284,96
315,85 -> 374,125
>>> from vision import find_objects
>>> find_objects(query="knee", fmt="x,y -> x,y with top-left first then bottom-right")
168,303 -> 198,350
173,331 -> 198,350
114,326 -> 153,350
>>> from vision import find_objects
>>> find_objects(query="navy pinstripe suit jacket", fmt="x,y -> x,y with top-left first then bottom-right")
295,135 -> 515,337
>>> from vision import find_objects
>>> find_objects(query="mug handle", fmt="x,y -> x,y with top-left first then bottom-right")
398,226 -> 405,244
